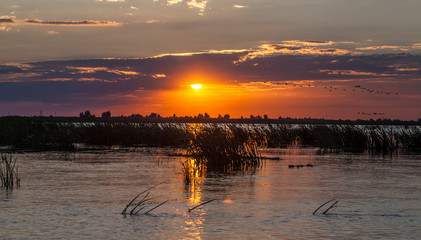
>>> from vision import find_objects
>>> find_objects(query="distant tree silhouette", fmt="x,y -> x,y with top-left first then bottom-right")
80,110 -> 94,118
148,112 -> 160,118
264,114 -> 268,119
130,114 -> 143,118
101,110 -> 111,118
223,114 -> 230,119
204,112 -> 210,118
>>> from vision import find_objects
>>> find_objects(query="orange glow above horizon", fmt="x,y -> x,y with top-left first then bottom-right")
104,77 -> 401,120
121,65 -> 399,120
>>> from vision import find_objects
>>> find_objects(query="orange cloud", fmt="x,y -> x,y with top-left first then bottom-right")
412,43 -> 421,49
236,43 -> 357,63
152,48 -> 249,58
233,5 -> 248,8
67,67 -> 140,75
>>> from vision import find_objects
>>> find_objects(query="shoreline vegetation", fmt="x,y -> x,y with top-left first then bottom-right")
2,115 -> 421,125
1,116 -> 420,153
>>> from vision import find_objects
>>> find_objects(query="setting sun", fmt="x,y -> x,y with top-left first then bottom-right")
190,84 -> 202,89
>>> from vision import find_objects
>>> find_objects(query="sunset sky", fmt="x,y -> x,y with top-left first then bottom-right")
1,0 -> 421,120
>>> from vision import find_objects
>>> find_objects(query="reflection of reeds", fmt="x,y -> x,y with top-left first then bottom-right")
0,153 -> 20,190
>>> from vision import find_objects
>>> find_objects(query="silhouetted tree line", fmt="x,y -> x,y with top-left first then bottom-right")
70,110 -> 421,125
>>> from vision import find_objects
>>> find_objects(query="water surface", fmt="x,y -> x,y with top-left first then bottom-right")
1,149 -> 420,239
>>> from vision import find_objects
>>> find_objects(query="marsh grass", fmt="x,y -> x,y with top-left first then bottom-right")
181,158 -> 206,185
1,117 -> 420,153
82,122 -> 191,148
187,124 -> 263,173
0,153 -> 20,189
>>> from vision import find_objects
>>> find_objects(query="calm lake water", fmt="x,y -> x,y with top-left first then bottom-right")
1,149 -> 420,239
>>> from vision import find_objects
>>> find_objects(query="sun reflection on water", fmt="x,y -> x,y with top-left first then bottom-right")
183,158 -> 206,239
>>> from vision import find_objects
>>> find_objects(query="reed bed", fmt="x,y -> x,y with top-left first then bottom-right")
1,117 -> 420,153
187,124 -> 263,172
0,153 -> 20,189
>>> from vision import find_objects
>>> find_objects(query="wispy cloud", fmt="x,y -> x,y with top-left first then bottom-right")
145,19 -> 164,23
394,68 -> 420,72
24,19 -> 123,26
187,0 -> 208,15
47,30 -> 60,35
356,45 -> 409,51
233,5 -> 248,9
152,74 -> 167,78
164,0 -> 208,15
167,0 -> 183,5
237,42 -> 357,63
2,63 -> 34,71
412,43 -> 421,49
67,67 -> 140,75
319,69 -> 399,77
0,25 -> 14,32
283,40 -> 332,46
152,48 -> 249,58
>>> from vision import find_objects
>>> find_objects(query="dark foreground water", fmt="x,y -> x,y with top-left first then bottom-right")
1,149 -> 420,239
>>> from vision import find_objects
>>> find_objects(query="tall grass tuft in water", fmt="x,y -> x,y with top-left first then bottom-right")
0,153 -> 20,190
187,124 -> 263,172
181,158 -> 206,185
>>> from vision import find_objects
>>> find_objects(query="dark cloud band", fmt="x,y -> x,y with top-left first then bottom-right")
24,19 -> 122,26
0,19 -> 15,23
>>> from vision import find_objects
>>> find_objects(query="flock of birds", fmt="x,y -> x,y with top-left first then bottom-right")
357,112 -> 385,116
267,81 -> 399,96
267,81 -> 400,118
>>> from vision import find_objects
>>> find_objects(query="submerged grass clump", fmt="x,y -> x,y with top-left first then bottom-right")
0,153 -> 20,190
187,124 -> 263,173
181,158 -> 206,185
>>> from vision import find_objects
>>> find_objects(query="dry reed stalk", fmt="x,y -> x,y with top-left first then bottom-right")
121,181 -> 167,215
313,199 -> 335,215
188,199 -> 217,213
322,200 -> 338,214
144,200 -> 169,215
0,153 -> 19,189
